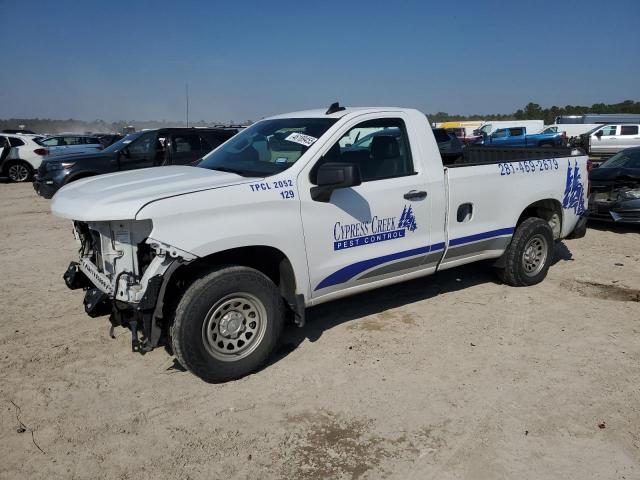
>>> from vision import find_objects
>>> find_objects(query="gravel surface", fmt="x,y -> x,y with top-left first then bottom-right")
1,183 -> 639,479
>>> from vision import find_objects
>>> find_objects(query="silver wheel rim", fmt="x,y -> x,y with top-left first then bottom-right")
522,234 -> 548,277
8,164 -> 29,182
201,293 -> 267,362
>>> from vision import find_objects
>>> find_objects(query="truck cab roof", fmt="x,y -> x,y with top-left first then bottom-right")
266,107 -> 420,120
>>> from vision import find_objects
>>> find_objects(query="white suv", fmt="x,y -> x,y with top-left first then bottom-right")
0,133 -> 47,182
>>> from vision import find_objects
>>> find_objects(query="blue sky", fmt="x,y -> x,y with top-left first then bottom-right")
1,0 -> 639,122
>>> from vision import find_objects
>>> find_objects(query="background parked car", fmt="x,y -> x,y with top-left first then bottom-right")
37,134 -> 104,157
33,127 -> 238,198
0,133 -> 48,182
588,146 -> 640,223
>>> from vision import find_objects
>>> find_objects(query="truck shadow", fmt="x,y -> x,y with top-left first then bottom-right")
271,241 -> 574,364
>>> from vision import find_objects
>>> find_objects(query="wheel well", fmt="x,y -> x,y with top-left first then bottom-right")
161,246 -> 298,326
516,199 -> 562,239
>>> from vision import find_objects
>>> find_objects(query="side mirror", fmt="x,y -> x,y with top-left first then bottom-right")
595,130 -> 603,138
310,162 -> 362,202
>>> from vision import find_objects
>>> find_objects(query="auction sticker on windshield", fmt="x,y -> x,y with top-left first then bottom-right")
285,132 -> 318,147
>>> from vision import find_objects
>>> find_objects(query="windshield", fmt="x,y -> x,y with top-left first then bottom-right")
599,149 -> 640,169
101,132 -> 145,153
584,125 -> 605,136
479,124 -> 492,135
198,118 -> 337,176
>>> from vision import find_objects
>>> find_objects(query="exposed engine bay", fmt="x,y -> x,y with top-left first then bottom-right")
588,172 -> 640,223
63,220 -> 194,352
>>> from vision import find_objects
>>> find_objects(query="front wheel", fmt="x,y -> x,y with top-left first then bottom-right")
496,217 -> 554,287
170,266 -> 284,382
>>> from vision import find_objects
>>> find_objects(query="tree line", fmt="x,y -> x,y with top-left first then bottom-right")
428,100 -> 640,124
2,100 -> 639,134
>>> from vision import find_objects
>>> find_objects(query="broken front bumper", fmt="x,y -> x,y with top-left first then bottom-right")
63,256 -> 181,353
589,199 -> 640,224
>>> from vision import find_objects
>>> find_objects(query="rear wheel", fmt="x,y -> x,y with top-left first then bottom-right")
170,266 -> 284,383
6,161 -> 33,182
496,217 -> 554,287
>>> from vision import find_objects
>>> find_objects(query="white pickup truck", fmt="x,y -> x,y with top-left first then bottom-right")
52,104 -> 588,382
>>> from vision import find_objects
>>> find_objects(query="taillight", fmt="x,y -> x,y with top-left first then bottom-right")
34,148 -> 48,156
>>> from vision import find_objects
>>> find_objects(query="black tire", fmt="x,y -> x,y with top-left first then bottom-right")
170,266 -> 284,383
5,161 -> 33,182
496,217 -> 554,287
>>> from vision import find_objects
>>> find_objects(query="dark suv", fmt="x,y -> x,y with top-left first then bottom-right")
33,127 -> 238,198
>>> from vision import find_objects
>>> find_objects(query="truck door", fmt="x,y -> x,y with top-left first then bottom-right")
506,127 -> 525,146
488,129 -> 510,146
591,125 -> 618,153
298,114 -> 435,298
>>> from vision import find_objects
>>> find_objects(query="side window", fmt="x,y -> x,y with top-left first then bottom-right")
493,129 -> 508,138
41,137 -> 61,146
509,127 -> 524,136
320,118 -> 414,183
600,126 -> 617,136
620,125 -> 639,135
62,136 -> 83,145
8,137 -> 25,147
127,132 -> 155,156
85,137 -> 101,144
172,134 -> 201,153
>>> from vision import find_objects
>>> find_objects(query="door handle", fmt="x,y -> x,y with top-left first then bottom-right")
403,190 -> 427,200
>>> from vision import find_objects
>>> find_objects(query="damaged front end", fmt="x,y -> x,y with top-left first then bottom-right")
65,220 -> 195,353
589,184 -> 640,224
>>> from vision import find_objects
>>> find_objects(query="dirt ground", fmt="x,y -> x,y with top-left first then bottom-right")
0,182 -> 639,480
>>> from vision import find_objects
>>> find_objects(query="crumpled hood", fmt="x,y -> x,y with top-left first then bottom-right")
51,166 -> 254,221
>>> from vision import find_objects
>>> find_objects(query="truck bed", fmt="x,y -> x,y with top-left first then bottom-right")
452,146 -> 584,167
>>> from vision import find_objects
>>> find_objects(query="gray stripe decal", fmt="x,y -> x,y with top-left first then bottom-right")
443,236 -> 511,262
358,250 -> 443,281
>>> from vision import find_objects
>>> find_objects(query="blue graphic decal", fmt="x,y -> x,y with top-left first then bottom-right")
334,229 -> 405,251
333,205 -> 418,251
316,228 -> 514,291
562,160 -> 587,216
398,205 -> 418,232
448,227 -> 515,247
316,243 -> 443,290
